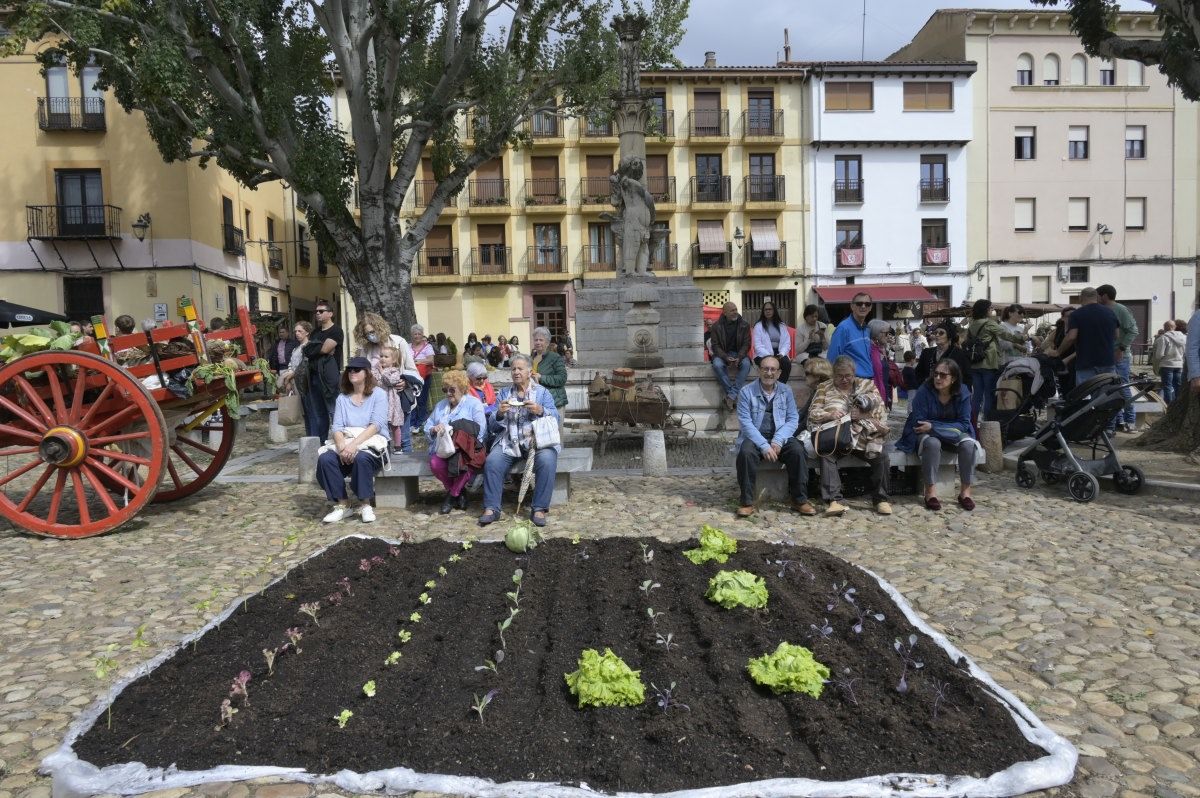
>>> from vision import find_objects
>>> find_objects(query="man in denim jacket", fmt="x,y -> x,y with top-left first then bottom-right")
734,356 -> 816,518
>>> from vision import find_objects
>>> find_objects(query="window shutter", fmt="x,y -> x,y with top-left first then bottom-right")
1014,198 -> 1035,230
1068,126 -> 1088,142
1125,197 -> 1146,229
1067,197 -> 1089,229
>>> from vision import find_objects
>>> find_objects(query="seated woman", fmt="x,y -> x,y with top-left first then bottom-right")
477,354 -> 560,529
807,355 -> 892,517
316,357 -> 389,524
897,358 -> 977,511
424,370 -> 487,514
465,361 -> 498,414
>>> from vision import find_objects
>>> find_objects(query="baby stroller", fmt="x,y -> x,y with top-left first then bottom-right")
991,355 -> 1058,444
1013,372 -> 1155,502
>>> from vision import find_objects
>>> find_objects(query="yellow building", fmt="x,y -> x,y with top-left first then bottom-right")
0,41 -> 339,331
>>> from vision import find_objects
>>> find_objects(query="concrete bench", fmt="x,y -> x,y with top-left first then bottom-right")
375,448 -> 594,508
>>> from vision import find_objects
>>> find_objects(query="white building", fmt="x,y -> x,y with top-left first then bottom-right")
799,61 -> 977,322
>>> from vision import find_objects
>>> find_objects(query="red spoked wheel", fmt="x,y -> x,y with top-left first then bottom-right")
0,351 -> 167,538
153,404 -> 235,502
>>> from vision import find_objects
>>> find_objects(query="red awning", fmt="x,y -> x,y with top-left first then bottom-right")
814,284 -> 938,303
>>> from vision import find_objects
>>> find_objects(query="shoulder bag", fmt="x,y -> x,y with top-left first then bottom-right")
531,414 -> 560,450
813,418 -> 853,457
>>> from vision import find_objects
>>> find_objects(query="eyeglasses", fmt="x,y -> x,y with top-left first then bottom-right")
316,309 -> 331,315
444,387 -> 458,394
759,367 -> 779,374
472,375 -> 487,382
346,367 -> 365,373
853,301 -> 872,308
933,330 -> 947,337
933,371 -> 953,379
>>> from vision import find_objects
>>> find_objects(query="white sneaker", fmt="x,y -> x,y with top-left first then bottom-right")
323,505 -> 350,523
359,505 -> 376,523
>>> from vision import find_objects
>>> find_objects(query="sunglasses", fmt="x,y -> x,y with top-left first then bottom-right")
853,301 -> 872,308
933,330 -> 947,336
346,367 -> 365,373
933,371 -> 953,379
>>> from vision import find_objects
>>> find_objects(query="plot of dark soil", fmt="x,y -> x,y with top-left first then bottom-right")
75,537 -> 1045,793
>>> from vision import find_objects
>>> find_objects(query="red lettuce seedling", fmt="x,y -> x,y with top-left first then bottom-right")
216,698 -> 237,729
359,558 -> 373,573
371,555 -> 385,566
337,577 -> 352,596
299,602 -> 320,626
229,670 -> 251,705
851,605 -> 885,635
326,592 -> 343,606
285,627 -> 303,653
824,581 -> 856,612
388,546 -> 401,558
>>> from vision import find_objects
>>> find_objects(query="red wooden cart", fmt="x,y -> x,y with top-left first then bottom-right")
0,305 -> 263,538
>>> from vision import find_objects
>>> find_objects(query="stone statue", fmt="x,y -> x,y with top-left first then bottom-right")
601,156 -> 656,277
614,14 -> 645,96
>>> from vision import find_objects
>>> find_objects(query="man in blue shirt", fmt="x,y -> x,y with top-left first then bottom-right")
734,356 -> 816,518
826,292 -> 875,378
1050,287 -> 1118,387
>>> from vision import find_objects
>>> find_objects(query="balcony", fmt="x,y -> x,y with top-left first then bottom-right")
465,111 -> 490,142
647,110 -> 675,139
747,242 -> 786,269
26,204 -> 121,240
744,175 -> 785,203
471,246 -> 511,275
580,119 -> 618,145
836,245 -> 865,269
691,242 -> 733,270
580,176 -> 612,207
525,112 -> 564,143
221,224 -> 245,255
742,109 -> 783,138
834,179 -> 864,204
650,243 -> 678,271
688,109 -> 729,139
267,244 -> 283,270
468,178 -> 509,209
648,175 -> 676,205
523,178 -> 567,208
527,245 -> 567,274
583,244 -> 616,272
920,178 -> 950,203
921,243 -> 951,267
38,97 -> 106,132
690,175 -> 732,204
418,247 -> 459,276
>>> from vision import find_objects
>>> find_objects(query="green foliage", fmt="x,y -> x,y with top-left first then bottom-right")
0,321 -> 75,362
505,523 -> 541,553
187,363 -> 242,414
334,709 -> 353,728
362,680 -> 376,697
705,570 -> 768,610
564,648 -> 645,708
747,642 -> 830,698
384,651 -> 402,665
683,524 -> 738,565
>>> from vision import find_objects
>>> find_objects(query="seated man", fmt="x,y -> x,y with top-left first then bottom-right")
734,355 -> 816,518
709,301 -> 752,410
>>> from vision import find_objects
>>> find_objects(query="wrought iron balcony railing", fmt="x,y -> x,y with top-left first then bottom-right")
834,179 -> 864,204
690,175 -> 732,203
38,97 -> 106,131
745,175 -> 785,202
468,178 -> 509,207
26,204 -> 121,239
742,109 -> 783,137
528,245 -> 567,273
418,247 -> 459,276
472,245 -> 511,275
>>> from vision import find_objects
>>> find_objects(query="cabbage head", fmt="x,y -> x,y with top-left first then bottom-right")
747,642 -> 830,698
705,569 -> 768,609
683,524 -> 738,564
564,648 -> 644,708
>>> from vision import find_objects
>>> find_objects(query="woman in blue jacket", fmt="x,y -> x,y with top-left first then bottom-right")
897,358 -> 977,512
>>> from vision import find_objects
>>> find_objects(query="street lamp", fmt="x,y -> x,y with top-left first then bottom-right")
132,213 -> 152,242
733,226 -> 745,249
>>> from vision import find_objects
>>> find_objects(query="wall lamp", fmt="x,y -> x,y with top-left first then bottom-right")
1096,222 -> 1113,245
132,213 -> 152,242
733,226 -> 745,249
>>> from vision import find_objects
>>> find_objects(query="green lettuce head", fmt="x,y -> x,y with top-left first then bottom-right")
705,569 -> 768,609
564,648 -> 644,708
683,524 -> 738,565
747,642 -> 830,698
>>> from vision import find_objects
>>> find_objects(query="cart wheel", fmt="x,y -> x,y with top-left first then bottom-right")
1113,464 -> 1145,495
1040,471 -> 1060,485
666,412 -> 697,440
0,351 -> 167,538
1015,466 -> 1036,488
1066,471 -> 1100,503
153,405 -> 236,503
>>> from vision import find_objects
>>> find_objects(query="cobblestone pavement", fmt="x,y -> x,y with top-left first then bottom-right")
1,432 -> 1198,798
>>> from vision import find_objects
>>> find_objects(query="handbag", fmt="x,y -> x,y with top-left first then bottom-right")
318,426 -> 389,457
928,422 -> 968,448
434,425 -> 456,458
813,418 -> 853,457
277,393 -> 303,426
531,414 -> 560,450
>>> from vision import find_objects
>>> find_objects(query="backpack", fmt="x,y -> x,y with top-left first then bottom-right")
965,327 -> 991,365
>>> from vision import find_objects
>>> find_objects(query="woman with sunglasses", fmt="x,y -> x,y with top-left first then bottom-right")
316,357 -> 389,523
897,357 -> 977,511
915,321 -> 972,387
425,370 -> 487,514
465,361 -> 498,414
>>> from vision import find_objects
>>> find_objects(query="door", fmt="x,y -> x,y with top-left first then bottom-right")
1123,299 -> 1150,357
533,223 -> 561,271
693,90 -> 721,135
530,157 -> 559,203
834,155 -> 862,202
695,154 -> 723,201
748,154 -> 776,200
920,155 -> 948,201
742,290 -> 795,327
532,294 -> 568,344
584,155 -> 612,202
747,91 -> 774,135
587,222 -> 613,269
648,92 -> 668,135
227,285 -> 239,315
55,170 -> 104,236
475,158 -> 504,203
425,225 -> 454,274
477,224 -> 506,273
645,154 -> 669,201
651,221 -> 671,269
46,57 -> 70,127
81,59 -> 103,127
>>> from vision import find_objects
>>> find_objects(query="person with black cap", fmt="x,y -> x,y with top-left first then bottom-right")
316,355 -> 389,523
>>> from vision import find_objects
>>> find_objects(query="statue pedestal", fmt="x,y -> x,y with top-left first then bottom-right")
575,276 -> 704,368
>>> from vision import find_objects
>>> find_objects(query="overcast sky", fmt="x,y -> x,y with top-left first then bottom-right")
675,0 -> 1153,66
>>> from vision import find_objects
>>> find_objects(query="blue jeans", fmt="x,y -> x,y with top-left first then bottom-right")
971,368 -> 999,422
1114,354 -> 1135,426
482,446 -> 559,512
711,356 -> 752,400
316,449 -> 380,502
1160,367 -> 1182,404
303,386 -> 334,442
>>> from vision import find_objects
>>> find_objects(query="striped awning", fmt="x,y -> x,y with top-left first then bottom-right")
697,221 -> 726,254
750,219 -> 780,251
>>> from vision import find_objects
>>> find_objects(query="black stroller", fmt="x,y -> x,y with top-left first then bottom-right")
1013,372 -> 1156,502
991,355 -> 1059,444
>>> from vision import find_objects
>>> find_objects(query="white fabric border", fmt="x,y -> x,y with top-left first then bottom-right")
43,535 -> 1077,798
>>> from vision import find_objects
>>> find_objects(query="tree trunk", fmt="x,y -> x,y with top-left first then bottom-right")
337,244 -> 418,342
1134,390 -> 1200,462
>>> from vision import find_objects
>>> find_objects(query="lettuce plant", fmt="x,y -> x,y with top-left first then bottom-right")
564,648 -> 645,708
418,592 -> 431,605
747,643 -> 830,698
397,629 -> 412,643
471,689 -> 498,724
438,566 -> 448,576
362,680 -> 376,698
683,524 -> 738,565
705,570 -> 768,609
299,602 -> 320,626
229,671 -> 251,705
262,648 -> 277,676
335,709 -> 353,728
130,624 -> 149,651
216,698 -> 237,730
384,651 -> 402,666
285,627 -> 303,653
409,612 -> 421,623
337,577 -> 352,596
893,634 -> 924,694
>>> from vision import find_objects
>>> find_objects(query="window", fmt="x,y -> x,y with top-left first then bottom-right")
1014,198 -> 1036,231
694,154 -> 725,201
650,221 -> 671,269
1068,197 -> 1090,231
532,294 -> 568,344
587,222 -> 614,269
834,155 -> 862,202
996,276 -> 1019,304
824,81 -> 873,111
695,220 -> 728,268
692,90 -> 722,135
476,223 -> 507,272
836,220 -> 863,249
1043,54 -> 1060,85
1126,197 -> 1146,230
1032,276 -> 1051,303
746,91 -> 775,135
248,286 -> 260,313
297,223 -> 310,267
1100,60 -> 1115,85
64,276 -> 104,320
1014,126 -> 1036,160
920,155 -> 948,201
1016,53 -> 1033,86
243,209 -> 252,240
533,223 -> 562,270
1128,60 -> 1144,86
748,219 -> 782,267
227,285 -> 238,314
747,154 -> 777,201
81,57 -> 103,118
266,217 -> 275,243
1070,54 -> 1088,85
1125,125 -> 1146,159
54,169 -> 105,236
647,92 -> 669,136
903,81 -> 953,110
1068,126 -> 1089,160
1068,265 -> 1089,283
921,218 -> 948,247
741,290 -> 795,326
270,295 -> 279,313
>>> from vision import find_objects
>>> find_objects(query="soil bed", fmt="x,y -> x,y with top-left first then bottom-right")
74,536 -> 1045,793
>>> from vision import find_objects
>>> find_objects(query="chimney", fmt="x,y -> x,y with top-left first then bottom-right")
784,28 -> 791,62
704,51 -> 716,68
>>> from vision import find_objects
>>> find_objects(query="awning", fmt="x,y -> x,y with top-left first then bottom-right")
697,221 -> 726,254
814,284 -> 938,303
750,219 -> 780,251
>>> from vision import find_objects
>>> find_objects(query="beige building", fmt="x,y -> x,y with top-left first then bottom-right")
0,41 -> 339,330
894,9 -> 1199,348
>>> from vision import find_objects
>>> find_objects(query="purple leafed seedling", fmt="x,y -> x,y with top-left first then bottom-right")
831,668 -> 860,706
217,698 -> 237,729
851,605 -> 885,635
285,627 -> 303,653
931,678 -> 952,719
654,631 -> 677,651
471,688 -> 498,724
388,546 -> 402,558
650,681 -> 690,713
337,577 -> 352,596
768,557 -> 815,582
326,592 -> 343,606
808,618 -> 834,641
825,581 -> 857,611
229,670 -> 251,705
359,558 -> 374,573
371,555 -> 385,567
893,634 -> 924,694
299,602 -> 320,626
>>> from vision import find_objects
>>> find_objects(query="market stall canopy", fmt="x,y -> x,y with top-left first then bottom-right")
0,299 -> 70,329
814,284 -> 938,304
923,302 -> 1065,320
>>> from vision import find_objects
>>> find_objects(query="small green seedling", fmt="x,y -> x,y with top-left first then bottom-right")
263,648 -> 277,676
410,612 -> 422,623
130,624 -> 149,650
425,580 -> 436,589
418,592 -> 431,605
438,566 -> 448,576
475,649 -> 505,675
397,629 -> 413,643
335,709 -> 353,728
362,680 -> 376,698
639,579 -> 660,593
299,602 -> 321,626
471,689 -> 498,724
448,554 -> 462,563
384,651 -> 402,665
